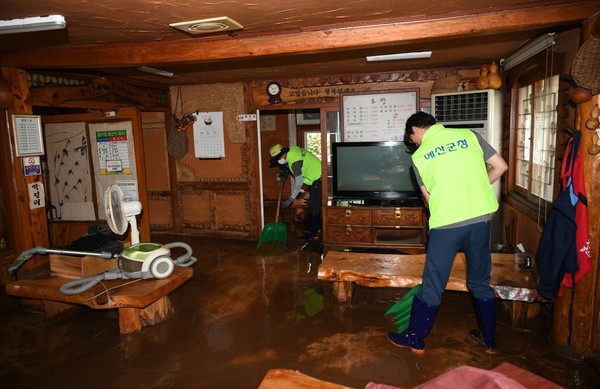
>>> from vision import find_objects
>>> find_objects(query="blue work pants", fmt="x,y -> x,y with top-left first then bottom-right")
418,221 -> 495,306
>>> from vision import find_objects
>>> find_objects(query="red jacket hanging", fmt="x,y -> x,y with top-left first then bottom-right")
560,130 -> 592,290
536,130 -> 592,300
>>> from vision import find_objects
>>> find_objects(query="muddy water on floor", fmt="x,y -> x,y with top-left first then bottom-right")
0,234 -> 598,388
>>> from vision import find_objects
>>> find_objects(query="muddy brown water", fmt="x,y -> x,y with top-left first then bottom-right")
1,231 -> 598,388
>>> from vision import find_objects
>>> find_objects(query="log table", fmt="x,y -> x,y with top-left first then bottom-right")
6,266 -> 193,334
318,251 -> 540,326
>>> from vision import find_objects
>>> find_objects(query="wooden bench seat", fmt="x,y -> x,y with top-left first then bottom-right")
259,369 -> 354,389
258,363 -> 559,389
6,266 -> 193,334
318,251 -> 540,326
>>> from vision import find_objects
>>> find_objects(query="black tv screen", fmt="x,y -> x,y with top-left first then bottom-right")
332,141 -> 421,204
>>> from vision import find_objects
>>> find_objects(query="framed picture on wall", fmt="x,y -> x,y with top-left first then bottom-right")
296,109 -> 320,125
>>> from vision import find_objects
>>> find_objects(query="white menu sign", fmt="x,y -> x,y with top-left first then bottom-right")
13,115 -> 45,157
341,89 -> 419,142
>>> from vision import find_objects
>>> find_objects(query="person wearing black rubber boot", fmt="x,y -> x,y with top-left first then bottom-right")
269,144 -> 322,240
387,112 -> 507,355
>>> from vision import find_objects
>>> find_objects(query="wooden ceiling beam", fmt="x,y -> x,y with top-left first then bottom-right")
2,1 -> 598,69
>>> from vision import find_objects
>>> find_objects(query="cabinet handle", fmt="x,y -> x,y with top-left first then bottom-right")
394,208 -> 402,218
345,209 -> 352,218
345,225 -> 352,235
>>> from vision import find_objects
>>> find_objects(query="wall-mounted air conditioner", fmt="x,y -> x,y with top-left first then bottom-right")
431,89 -> 503,198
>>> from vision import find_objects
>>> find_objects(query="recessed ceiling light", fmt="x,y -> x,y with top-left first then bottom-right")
366,51 -> 432,62
169,16 -> 243,35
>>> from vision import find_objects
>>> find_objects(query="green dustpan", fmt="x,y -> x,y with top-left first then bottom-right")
384,284 -> 422,333
258,177 -> 287,249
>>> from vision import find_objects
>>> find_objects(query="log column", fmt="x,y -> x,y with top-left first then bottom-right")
550,15 -> 600,356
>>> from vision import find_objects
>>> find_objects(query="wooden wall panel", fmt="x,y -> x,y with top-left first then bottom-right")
164,82 -> 258,239
181,191 -> 211,228
147,196 -> 172,231
215,192 -> 249,231
141,112 -> 169,191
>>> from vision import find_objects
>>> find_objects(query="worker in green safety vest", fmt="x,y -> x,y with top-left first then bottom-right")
388,111 -> 507,355
269,144 -> 322,240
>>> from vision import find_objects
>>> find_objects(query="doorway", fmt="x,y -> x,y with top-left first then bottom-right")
257,108 -> 340,229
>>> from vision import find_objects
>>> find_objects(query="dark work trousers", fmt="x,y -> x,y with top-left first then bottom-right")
308,178 -> 322,217
418,221 -> 495,306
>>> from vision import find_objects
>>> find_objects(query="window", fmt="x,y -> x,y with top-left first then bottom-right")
514,74 -> 559,203
304,131 -> 322,159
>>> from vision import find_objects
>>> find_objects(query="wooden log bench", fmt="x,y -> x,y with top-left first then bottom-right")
258,363 -> 559,389
5,266 -> 193,334
259,369 -> 354,389
317,251 -> 540,326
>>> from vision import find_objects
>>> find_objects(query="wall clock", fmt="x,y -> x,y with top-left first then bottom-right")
266,81 -> 282,104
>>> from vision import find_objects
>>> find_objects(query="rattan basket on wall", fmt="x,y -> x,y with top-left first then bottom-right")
571,35 -> 600,95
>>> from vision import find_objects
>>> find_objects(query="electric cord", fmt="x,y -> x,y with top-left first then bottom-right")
76,278 -> 144,305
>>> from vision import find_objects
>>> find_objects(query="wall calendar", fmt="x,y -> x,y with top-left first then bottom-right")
193,111 -> 225,158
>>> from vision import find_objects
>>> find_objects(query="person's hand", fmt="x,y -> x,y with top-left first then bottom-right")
282,197 -> 295,208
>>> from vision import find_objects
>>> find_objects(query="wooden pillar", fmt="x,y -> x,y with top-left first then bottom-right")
550,16 -> 600,356
0,67 -> 49,274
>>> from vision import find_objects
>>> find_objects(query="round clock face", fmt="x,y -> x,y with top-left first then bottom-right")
267,82 -> 281,96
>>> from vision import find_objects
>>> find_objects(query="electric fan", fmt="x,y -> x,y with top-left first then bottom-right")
104,184 -> 142,244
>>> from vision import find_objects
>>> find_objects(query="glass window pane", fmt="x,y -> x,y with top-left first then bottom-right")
516,84 -> 532,190
531,76 -> 558,201
304,131 -> 321,159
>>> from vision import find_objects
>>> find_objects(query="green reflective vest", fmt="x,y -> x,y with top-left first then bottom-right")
412,124 -> 497,229
287,146 -> 322,185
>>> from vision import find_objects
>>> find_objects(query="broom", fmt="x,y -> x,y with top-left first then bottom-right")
257,174 -> 287,249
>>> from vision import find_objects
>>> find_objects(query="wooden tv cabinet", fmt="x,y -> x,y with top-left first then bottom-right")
322,200 -> 427,254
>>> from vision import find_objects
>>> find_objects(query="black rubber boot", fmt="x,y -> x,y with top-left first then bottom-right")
470,297 -> 497,354
302,214 -> 320,240
387,295 -> 439,354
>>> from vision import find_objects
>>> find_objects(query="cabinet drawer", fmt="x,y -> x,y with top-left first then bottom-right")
325,207 -> 372,225
374,227 -> 424,245
373,208 -> 423,226
324,225 -> 372,243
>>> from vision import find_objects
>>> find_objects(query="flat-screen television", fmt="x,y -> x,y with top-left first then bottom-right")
331,141 -> 421,205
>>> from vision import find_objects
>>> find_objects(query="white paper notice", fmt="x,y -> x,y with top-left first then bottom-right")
28,182 -> 45,209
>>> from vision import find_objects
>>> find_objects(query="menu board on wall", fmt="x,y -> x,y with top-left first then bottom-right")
12,115 -> 45,157
341,89 -> 419,142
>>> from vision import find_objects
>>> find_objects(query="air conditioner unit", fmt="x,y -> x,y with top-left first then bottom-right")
431,89 -> 503,199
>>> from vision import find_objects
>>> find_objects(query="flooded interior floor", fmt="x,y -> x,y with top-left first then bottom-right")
1,216 -> 600,388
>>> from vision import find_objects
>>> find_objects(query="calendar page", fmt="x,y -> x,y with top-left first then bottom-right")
193,111 -> 225,158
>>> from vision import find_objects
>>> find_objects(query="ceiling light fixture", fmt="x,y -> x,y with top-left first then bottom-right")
138,66 -> 174,78
500,33 -> 555,71
0,15 -> 66,35
169,16 -> 243,36
366,51 -> 432,62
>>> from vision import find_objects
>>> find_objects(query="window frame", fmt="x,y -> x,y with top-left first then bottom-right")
506,55 -> 566,218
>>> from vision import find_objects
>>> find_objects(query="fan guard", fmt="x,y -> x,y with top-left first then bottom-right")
104,184 -> 142,244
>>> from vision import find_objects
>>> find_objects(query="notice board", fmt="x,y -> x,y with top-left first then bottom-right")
340,89 -> 419,142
